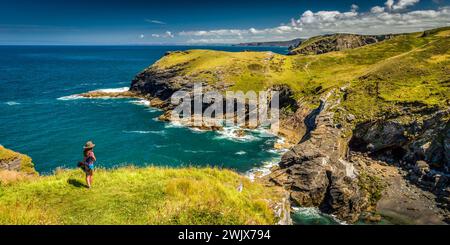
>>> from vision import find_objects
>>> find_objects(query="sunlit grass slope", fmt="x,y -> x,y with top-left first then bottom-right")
0,167 -> 281,225
153,27 -> 449,120
0,145 -> 36,175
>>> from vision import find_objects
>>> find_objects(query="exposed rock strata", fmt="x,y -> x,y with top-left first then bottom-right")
267,90 -> 368,222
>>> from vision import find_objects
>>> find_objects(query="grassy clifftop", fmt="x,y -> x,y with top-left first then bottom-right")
152,27 -> 449,120
0,145 -> 37,175
0,166 -> 283,225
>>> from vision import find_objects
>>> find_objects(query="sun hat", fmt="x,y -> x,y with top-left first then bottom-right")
83,141 -> 96,149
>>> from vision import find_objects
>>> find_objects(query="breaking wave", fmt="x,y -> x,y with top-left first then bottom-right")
95,87 -> 129,93
57,94 -> 84,101
122,130 -> 166,135
214,127 -> 259,142
4,101 -> 21,106
57,87 -> 129,100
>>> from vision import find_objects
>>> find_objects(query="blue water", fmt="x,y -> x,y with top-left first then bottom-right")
0,45 -> 288,174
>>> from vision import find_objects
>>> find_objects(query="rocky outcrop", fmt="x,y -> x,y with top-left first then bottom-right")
349,108 -> 450,211
289,34 -> 395,55
350,108 -> 449,167
0,145 -> 37,175
267,90 -> 369,222
79,90 -> 138,99
130,64 -> 304,143
130,65 -> 188,102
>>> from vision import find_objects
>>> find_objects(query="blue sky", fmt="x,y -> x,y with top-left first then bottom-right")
0,0 -> 448,45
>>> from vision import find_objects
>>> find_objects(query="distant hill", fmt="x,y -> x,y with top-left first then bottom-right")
288,33 -> 396,55
232,38 -> 304,48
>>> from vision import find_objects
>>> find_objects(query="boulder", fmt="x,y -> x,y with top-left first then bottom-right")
414,160 -> 430,175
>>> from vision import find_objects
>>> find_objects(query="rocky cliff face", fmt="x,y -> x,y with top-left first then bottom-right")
289,34 -> 395,55
350,108 -> 450,211
267,89 -> 369,222
267,92 -> 450,222
129,66 -> 375,222
130,62 -> 305,142
129,61 -> 450,223
0,145 -> 37,175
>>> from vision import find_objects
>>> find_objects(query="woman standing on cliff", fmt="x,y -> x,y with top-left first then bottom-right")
80,141 -> 96,188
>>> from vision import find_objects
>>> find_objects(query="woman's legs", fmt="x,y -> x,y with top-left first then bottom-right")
85,173 -> 91,188
84,166 -> 93,188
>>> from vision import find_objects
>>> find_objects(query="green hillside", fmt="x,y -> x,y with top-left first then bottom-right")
152,27 -> 449,120
0,166 -> 282,225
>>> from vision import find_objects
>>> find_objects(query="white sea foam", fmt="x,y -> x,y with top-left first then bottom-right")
292,207 -> 347,225
122,130 -> 166,135
164,121 -> 184,129
57,94 -> 84,101
130,99 -> 150,106
214,127 -> 258,142
245,157 -> 281,181
235,151 -> 247,155
267,148 -> 289,154
4,101 -> 21,106
189,127 -> 209,133
292,207 -> 326,219
183,149 -> 216,153
95,87 -> 129,93
57,87 -> 129,101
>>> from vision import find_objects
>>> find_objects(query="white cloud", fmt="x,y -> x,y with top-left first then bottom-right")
386,0 -> 420,11
151,31 -> 174,38
371,6 -> 386,14
393,0 -> 420,10
165,31 -> 174,38
179,2 -> 450,44
145,19 -> 166,25
385,0 -> 395,10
